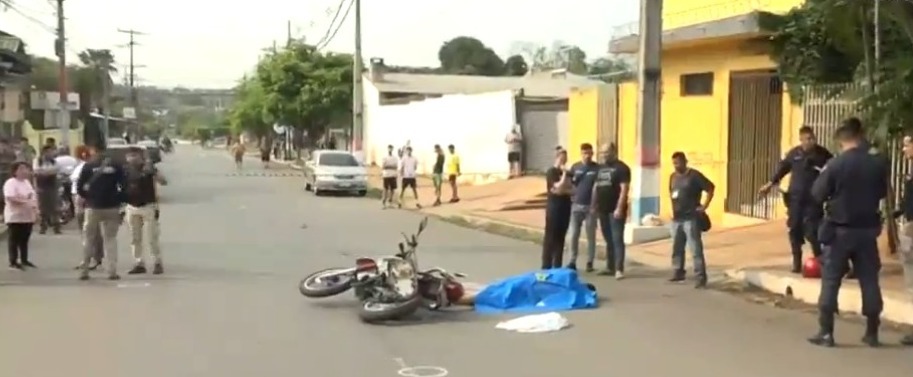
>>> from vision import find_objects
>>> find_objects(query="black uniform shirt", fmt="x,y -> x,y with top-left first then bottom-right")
811,145 -> 888,228
771,145 -> 832,199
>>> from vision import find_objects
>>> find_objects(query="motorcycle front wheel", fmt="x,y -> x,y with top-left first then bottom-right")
299,268 -> 354,298
358,295 -> 423,323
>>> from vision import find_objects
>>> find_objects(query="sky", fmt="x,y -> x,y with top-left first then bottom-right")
0,0 -> 639,89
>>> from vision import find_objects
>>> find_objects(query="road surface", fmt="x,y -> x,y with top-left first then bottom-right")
0,146 -> 910,377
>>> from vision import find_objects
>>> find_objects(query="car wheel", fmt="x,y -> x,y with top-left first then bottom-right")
356,190 -> 367,197
304,181 -> 312,191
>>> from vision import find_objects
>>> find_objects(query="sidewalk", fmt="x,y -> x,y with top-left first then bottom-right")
356,175 -> 913,325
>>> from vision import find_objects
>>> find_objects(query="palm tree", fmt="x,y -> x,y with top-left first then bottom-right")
76,49 -> 116,111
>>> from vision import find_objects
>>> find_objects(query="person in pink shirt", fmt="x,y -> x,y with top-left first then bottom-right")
4,161 -> 38,270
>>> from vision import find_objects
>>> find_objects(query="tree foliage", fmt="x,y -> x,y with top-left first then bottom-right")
760,0 -> 913,140
503,55 -> 529,76
438,37 -> 505,76
228,42 -> 353,141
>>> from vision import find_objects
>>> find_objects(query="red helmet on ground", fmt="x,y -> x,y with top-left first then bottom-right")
802,257 -> 821,279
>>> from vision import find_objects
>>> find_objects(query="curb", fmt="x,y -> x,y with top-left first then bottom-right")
725,268 -> 913,325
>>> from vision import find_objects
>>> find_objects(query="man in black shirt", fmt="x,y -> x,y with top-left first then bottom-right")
124,149 -> 168,275
76,152 -> 127,280
593,143 -> 631,278
897,134 -> 913,346
541,147 -> 571,269
668,152 -> 715,288
431,144 -> 445,206
566,143 -> 600,271
808,118 -> 887,347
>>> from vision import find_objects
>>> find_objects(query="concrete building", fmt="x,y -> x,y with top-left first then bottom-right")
361,58 -> 605,182
607,0 -> 804,227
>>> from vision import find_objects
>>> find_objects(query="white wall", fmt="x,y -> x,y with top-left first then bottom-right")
364,89 -> 517,184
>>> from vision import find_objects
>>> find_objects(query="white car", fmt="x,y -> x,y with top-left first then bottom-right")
303,150 -> 368,196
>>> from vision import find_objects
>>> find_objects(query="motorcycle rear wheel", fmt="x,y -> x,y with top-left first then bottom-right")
299,268 -> 354,298
358,295 -> 423,323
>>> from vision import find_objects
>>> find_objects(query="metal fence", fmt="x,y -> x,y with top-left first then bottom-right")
802,83 -> 910,208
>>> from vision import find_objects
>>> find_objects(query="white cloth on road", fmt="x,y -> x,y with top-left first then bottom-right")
495,312 -> 570,333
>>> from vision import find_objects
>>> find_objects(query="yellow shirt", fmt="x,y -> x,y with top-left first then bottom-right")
446,154 -> 460,176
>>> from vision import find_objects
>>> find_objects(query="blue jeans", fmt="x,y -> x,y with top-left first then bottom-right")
670,219 -> 706,277
598,212 -> 626,272
567,204 -> 596,266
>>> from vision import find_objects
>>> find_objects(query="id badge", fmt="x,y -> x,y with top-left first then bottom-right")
671,190 -> 680,199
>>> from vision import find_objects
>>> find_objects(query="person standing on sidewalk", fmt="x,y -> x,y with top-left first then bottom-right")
565,143 -> 600,272
76,152 -> 128,280
33,145 -> 61,234
432,145 -> 445,206
541,147 -> 572,269
505,127 -> 523,178
808,118 -> 887,348
593,143 -> 631,279
4,161 -> 38,270
446,144 -> 461,203
895,135 -> 913,346
381,145 -> 400,209
759,126 -> 832,273
230,140 -> 246,170
668,152 -> 715,288
125,149 -> 167,275
399,147 -> 421,209
0,138 -> 18,220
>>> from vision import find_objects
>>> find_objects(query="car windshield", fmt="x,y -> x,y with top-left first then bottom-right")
318,153 -> 359,167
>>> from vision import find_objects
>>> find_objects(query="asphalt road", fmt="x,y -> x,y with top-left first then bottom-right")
0,145 -> 910,377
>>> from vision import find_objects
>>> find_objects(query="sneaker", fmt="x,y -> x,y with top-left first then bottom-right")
152,263 -> 164,275
128,264 -> 147,275
668,273 -> 686,283
21,261 -> 37,269
107,274 -> 121,281
8,263 -> 24,271
615,271 -> 625,280
597,269 -> 615,276
585,262 -> 594,273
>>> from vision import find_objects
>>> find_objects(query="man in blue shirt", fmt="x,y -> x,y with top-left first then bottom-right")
565,143 -> 600,271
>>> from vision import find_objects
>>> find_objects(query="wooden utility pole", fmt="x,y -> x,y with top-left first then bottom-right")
55,0 -> 70,147
352,0 -> 363,152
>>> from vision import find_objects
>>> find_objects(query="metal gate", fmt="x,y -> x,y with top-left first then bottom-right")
595,85 -> 619,151
724,70 -> 783,219
518,100 -> 568,173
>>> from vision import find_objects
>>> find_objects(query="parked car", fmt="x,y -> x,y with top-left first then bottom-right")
303,150 -> 368,196
107,137 -> 128,147
137,140 -> 163,164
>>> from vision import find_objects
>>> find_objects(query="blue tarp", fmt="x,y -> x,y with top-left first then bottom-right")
474,268 -> 598,314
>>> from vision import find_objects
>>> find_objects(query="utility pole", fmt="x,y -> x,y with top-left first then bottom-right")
631,0 -> 663,223
55,0 -> 70,148
287,20 -> 292,47
352,0 -> 363,153
117,29 -> 144,107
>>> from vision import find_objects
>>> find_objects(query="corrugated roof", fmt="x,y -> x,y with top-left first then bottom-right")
365,72 -> 603,99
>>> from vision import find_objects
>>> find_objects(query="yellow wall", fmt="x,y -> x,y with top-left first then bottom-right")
616,40 -> 805,227
23,121 -> 84,149
664,0 -> 803,30
567,88 -> 600,162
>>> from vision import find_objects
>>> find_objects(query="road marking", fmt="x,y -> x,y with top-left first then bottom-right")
116,282 -> 151,288
394,358 -> 448,377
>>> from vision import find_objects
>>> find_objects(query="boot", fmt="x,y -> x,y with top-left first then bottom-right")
791,253 -> 802,274
861,317 -> 881,347
808,313 -> 836,347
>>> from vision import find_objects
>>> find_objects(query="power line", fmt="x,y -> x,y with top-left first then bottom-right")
316,0 -> 353,51
5,3 -> 56,34
315,0 -> 347,48
117,28 -> 145,107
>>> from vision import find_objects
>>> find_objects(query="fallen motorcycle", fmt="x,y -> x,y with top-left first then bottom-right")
298,217 -> 467,322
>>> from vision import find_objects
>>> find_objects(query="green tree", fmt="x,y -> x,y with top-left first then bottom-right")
438,36 -> 505,76
231,41 -> 352,143
76,49 -> 116,110
503,54 -> 528,76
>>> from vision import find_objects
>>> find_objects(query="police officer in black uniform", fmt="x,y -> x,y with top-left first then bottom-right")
759,126 -> 832,273
808,118 -> 888,348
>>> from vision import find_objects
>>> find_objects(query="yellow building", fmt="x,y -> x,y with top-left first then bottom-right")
604,0 -> 804,228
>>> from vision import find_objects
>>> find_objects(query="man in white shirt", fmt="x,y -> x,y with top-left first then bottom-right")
381,144 -> 400,209
505,126 -> 523,178
399,146 -> 420,209
55,147 -> 79,176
